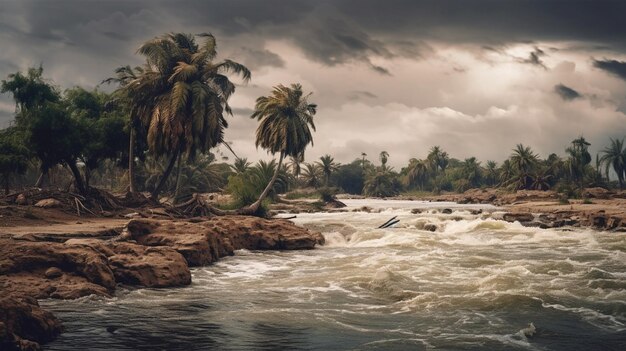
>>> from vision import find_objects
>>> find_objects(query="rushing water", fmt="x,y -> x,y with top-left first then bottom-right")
42,200 -> 626,350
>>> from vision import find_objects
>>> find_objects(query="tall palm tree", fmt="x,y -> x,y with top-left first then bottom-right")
566,136 -> 591,192
317,154 -> 339,185
120,32 -> 250,199
600,138 -> 625,188
103,65 -> 145,193
379,151 -> 389,167
461,157 -> 482,187
244,83 -> 316,213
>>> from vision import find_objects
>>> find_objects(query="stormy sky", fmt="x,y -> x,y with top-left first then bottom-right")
1,0 -> 626,168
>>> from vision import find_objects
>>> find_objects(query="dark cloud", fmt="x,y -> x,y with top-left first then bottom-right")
521,47 -> 547,68
554,84 -> 582,101
231,48 -> 285,70
593,59 -> 626,81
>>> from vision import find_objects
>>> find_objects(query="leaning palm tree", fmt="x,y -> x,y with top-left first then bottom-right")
600,138 -> 625,188
119,32 -> 250,199
317,154 -> 339,185
243,84 -> 317,214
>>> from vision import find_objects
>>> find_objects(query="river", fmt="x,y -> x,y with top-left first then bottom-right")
41,200 -> 626,350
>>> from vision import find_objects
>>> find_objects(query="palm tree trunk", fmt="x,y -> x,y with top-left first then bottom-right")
35,170 -> 46,188
172,155 -> 183,204
67,160 -> 86,194
150,146 -> 181,200
245,153 -> 284,214
128,128 -> 136,193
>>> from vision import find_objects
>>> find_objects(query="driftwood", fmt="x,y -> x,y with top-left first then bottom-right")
378,216 -> 398,229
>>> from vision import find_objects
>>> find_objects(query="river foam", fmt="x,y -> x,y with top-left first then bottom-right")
42,200 -> 626,350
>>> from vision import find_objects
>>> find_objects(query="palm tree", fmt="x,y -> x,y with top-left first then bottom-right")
244,84 -> 316,213
566,136 -> 591,192
317,154 -> 339,185
405,158 -> 428,190
302,163 -> 322,188
230,157 -> 251,175
484,160 -> 498,186
427,146 -> 449,175
288,154 -> 304,179
361,152 -> 367,170
600,138 -> 625,188
120,32 -> 250,199
510,144 -> 538,189
103,65 -> 146,193
379,151 -> 389,167
461,157 -> 482,187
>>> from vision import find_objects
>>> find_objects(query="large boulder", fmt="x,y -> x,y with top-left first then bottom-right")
0,239 -> 116,298
0,296 -> 63,351
502,212 -> 535,223
124,216 -> 325,265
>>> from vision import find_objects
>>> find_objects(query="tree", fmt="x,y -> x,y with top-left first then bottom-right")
364,168 -> 399,197
120,33 -> 251,199
405,158 -> 429,190
332,161 -> 365,194
484,160 -> 498,186
0,128 -> 29,194
245,84 -> 317,214
317,154 -> 339,185
600,138 -> 625,188
288,154 -> 304,179
302,163 -> 322,188
461,157 -> 482,188
379,151 -> 389,167
510,144 -> 539,189
566,136 -> 591,193
103,65 -> 145,193
230,157 -> 251,175
65,87 -> 128,187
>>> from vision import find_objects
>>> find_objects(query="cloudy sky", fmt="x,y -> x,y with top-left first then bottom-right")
1,0 -> 626,168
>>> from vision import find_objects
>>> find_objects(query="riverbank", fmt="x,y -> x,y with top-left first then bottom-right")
0,214 -> 323,350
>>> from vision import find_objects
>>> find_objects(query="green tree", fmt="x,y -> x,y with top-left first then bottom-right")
600,138 -> 625,188
121,33 -> 250,199
230,157 -> 252,175
317,154 -> 339,185
510,144 -> 539,189
405,158 -> 429,190
302,163 -> 322,188
566,136 -> 591,193
245,84 -> 317,214
0,128 -> 29,194
379,151 -> 389,167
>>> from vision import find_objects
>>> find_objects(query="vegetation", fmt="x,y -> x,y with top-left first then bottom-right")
0,32 -> 625,212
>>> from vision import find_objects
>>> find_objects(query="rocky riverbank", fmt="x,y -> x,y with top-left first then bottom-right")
0,216 -> 323,350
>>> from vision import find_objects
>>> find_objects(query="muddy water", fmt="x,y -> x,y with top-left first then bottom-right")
42,200 -> 626,350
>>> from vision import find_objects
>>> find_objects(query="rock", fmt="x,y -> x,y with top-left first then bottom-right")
0,239 -> 116,296
583,187 -> 613,199
64,239 -> 191,288
15,194 -> 27,206
411,208 -> 422,214
0,296 -> 63,351
34,199 -> 62,209
325,199 -> 346,208
44,267 -> 62,279
423,224 -> 437,232
124,216 -> 325,265
442,208 -> 453,214
502,212 -> 534,223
